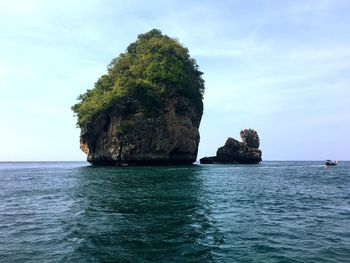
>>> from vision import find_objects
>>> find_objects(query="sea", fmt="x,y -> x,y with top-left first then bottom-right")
0,161 -> 349,263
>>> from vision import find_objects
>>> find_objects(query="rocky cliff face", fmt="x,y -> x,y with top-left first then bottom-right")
240,129 -> 260,148
80,94 -> 202,165
200,129 -> 262,164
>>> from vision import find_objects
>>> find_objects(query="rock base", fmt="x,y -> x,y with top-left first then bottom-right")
80,95 -> 202,165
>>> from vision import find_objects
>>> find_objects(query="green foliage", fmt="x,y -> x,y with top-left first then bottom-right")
72,29 -> 205,127
116,122 -> 131,135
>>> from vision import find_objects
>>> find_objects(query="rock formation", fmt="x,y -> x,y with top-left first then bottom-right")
240,128 -> 260,148
200,129 -> 262,164
80,94 -> 202,165
72,29 -> 204,165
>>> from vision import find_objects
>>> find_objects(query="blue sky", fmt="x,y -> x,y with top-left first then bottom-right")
0,0 -> 349,161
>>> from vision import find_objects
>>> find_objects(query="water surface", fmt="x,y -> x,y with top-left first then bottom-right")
1,161 -> 349,262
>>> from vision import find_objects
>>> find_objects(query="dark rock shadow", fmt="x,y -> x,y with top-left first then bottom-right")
62,166 -> 220,262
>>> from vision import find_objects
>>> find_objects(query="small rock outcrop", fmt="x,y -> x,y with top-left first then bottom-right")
200,129 -> 262,164
240,129 -> 260,148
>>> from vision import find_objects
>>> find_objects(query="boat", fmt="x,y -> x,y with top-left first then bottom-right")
325,160 -> 338,166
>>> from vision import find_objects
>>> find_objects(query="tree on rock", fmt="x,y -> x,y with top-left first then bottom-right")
72,29 -> 204,128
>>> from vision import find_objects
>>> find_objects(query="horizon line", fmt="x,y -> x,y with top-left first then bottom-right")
0,160 -> 348,163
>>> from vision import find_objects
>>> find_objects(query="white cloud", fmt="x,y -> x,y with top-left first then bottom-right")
288,45 -> 350,61
0,0 -> 41,16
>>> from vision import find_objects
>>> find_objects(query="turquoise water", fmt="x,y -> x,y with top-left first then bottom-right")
0,161 -> 349,262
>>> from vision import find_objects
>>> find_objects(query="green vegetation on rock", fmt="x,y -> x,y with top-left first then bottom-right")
72,29 -> 205,127
116,121 -> 131,135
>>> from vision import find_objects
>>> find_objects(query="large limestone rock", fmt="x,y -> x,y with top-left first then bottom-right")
80,94 -> 202,165
200,129 -> 262,164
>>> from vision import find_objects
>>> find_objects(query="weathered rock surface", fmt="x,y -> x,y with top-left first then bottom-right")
80,94 -> 202,165
200,129 -> 262,164
240,129 -> 260,148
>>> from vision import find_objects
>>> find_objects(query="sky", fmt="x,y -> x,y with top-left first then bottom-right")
0,0 -> 349,161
